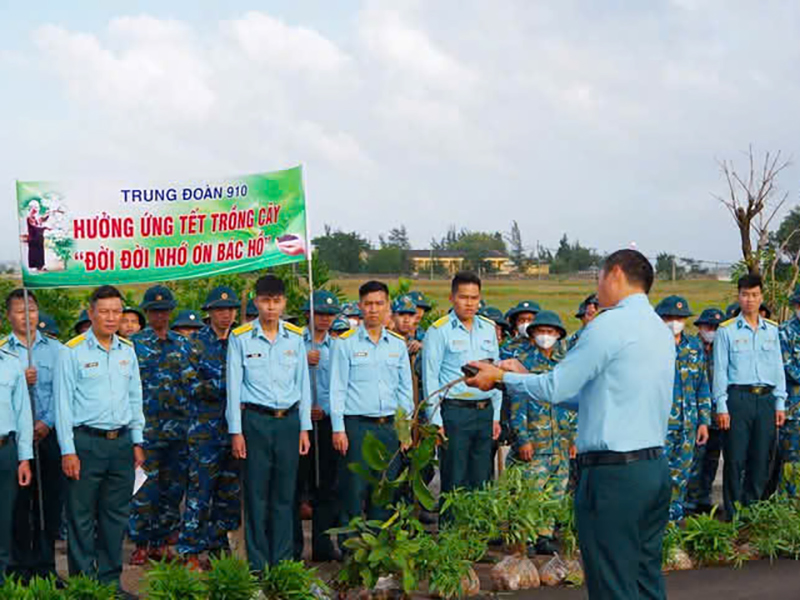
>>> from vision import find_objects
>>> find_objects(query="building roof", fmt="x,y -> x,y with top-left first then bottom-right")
407,249 -> 508,259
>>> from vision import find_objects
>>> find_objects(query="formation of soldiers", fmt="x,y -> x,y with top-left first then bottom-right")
0,269 -> 799,590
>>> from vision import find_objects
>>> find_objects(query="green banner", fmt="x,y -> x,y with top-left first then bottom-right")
16,166 -> 308,288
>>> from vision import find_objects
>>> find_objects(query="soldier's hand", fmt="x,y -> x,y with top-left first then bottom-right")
465,361 -> 504,391
232,434 -> 247,459
299,431 -> 311,455
307,350 -> 320,366
407,340 -> 422,355
33,421 -> 50,442
777,411 -> 786,428
569,445 -> 577,459
133,445 -> 145,468
437,427 -> 446,446
497,359 -> 527,374
25,367 -> 37,386
696,425 -> 709,446
18,460 -> 31,487
311,406 -> 325,421
62,454 -> 81,480
332,432 -> 349,456
717,413 -> 731,430
518,443 -> 534,462
492,420 -> 501,441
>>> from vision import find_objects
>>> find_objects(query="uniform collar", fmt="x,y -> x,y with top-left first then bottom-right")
253,319 -> 290,341
736,313 -> 767,332
357,323 -> 390,344
618,292 -> 649,309
304,327 -> 330,346
10,330 -> 46,349
85,327 -> 124,351
449,311 -> 484,331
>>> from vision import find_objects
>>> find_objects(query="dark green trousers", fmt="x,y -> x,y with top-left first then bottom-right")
439,403 -> 493,494
65,429 -> 134,587
722,388 -> 776,516
242,409 -> 299,571
12,433 -> 64,577
576,454 -> 670,600
0,439 -> 20,585
338,417 -> 400,527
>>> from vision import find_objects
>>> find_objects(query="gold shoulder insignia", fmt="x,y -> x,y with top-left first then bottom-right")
284,322 -> 303,335
433,315 -> 450,329
340,328 -> 356,340
720,318 -> 737,328
0,337 -> 8,349
387,329 -> 404,341
118,336 -> 133,347
765,318 -> 779,327
66,334 -> 86,348
477,314 -> 494,325
232,323 -> 254,337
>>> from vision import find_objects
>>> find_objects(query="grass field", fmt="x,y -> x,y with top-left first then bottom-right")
332,276 -> 737,334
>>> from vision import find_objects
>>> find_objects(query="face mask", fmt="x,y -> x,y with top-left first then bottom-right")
348,318 -> 359,329
699,330 -> 716,344
517,322 -> 531,337
535,334 -> 558,350
667,321 -> 685,336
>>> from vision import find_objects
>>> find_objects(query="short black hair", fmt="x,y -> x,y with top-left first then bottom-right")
255,275 -> 285,297
451,271 -> 481,294
90,285 -> 123,307
5,289 -> 37,313
738,274 -> 763,292
359,280 -> 389,299
602,249 -> 654,294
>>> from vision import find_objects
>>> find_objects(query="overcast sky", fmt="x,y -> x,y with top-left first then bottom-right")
2,0 -> 799,264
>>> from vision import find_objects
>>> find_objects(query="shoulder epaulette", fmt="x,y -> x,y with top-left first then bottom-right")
232,323 -> 254,337
720,318 -> 737,328
118,336 -> 133,347
284,322 -> 303,335
66,334 -> 86,348
387,329 -> 404,341
477,315 -> 494,325
340,328 -> 356,340
765,318 -> 779,327
0,337 -> 8,349
433,315 -> 450,329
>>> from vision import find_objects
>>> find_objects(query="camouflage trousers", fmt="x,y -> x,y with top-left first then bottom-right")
507,451 -> 569,537
687,427 -> 722,510
128,438 -> 188,546
177,439 -> 241,556
779,419 -> 800,497
665,428 -> 695,522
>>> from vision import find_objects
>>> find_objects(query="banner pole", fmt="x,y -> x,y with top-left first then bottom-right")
303,174 -> 320,489
23,288 -> 45,531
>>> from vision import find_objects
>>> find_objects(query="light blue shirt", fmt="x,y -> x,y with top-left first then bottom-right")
422,312 -> 501,427
304,329 -> 333,415
0,348 -> 33,461
54,329 -> 145,456
713,314 -> 787,413
6,331 -> 62,428
225,320 -> 312,435
504,293 -> 675,454
329,325 -> 413,433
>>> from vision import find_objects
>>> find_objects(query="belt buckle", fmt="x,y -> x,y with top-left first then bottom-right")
107,430 -> 119,440
476,401 -> 488,410
752,386 -> 765,395
274,409 -> 286,418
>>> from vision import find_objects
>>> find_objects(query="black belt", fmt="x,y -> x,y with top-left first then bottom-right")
729,384 -> 774,396
577,447 -> 662,468
444,398 -> 491,410
345,415 -> 395,425
75,425 -> 128,440
242,403 -> 298,418
0,432 -> 16,447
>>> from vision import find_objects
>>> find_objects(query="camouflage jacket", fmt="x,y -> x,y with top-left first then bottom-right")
669,333 -> 711,431
189,325 -> 230,440
132,327 -> 200,440
566,327 -> 584,351
780,317 -> 800,418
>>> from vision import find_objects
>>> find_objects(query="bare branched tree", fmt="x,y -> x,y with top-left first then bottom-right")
713,145 -> 792,276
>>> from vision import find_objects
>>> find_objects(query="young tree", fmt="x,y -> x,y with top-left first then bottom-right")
312,225 -> 370,273
506,221 -> 526,271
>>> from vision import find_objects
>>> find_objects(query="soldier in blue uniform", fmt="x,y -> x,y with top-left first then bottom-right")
714,274 -> 787,517
227,275 -> 312,572
423,272 -> 501,497
687,307 -> 725,513
128,285 -> 198,565
171,309 -> 204,337
330,281 -> 413,527
567,294 -> 599,350
408,291 -> 432,342
478,306 -> 510,346
4,290 -> 63,580
655,296 -> 711,522
779,285 -> 800,496
55,285 -> 145,588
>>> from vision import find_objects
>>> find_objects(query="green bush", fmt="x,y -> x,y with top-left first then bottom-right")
62,575 -> 118,600
144,559 -> 206,600
681,508 -> 740,566
738,494 -> 800,561
204,553 -> 259,600
261,560 -> 328,600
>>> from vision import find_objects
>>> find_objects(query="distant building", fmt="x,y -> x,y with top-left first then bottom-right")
406,250 -> 549,276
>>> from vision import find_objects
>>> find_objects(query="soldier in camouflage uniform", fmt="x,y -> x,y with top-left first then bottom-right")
566,294 -> 599,350
128,286 -> 199,565
779,286 -> 800,496
655,296 -> 711,522
178,286 -> 241,570
501,301 -> 541,359
506,310 -> 572,555
686,307 -> 725,513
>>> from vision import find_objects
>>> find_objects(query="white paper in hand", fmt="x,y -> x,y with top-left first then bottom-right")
133,467 -> 148,496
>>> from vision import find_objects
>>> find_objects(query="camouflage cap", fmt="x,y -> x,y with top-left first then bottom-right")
505,300 -> 541,322
526,309 -> 567,339
725,302 -> 741,320
331,317 -> 352,332
302,290 -> 341,315
575,294 -> 599,318
392,294 -> 418,315
655,295 -> 693,318
408,291 -> 432,311
341,301 -> 362,318
478,306 -> 509,329
122,306 -> 146,329
73,309 -> 90,335
171,309 -> 204,330
694,308 -> 725,327
203,286 -> 240,310
38,312 -> 59,338
246,299 -> 258,317
140,285 -> 177,311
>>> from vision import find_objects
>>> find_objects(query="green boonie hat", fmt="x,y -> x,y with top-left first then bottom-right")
203,286 -> 240,310
408,291 -> 432,311
655,295 -> 693,318
302,290 -> 341,315
479,306 -> 509,330
331,317 -> 351,332
246,299 -> 258,317
575,294 -> 599,318
38,312 -> 59,338
342,302 -> 362,318
73,309 -> 90,335
171,309 -> 203,330
140,285 -> 177,311
392,294 -> 418,315
123,306 -> 146,329
790,285 -> 800,306
526,309 -> 566,339
694,308 -> 725,327
725,302 -> 740,320
505,300 -> 541,323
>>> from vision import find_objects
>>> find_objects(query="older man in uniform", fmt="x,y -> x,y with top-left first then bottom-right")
714,274 -> 787,517
778,285 -> 800,496
55,285 -> 145,587
467,249 -> 674,600
227,275 -> 312,571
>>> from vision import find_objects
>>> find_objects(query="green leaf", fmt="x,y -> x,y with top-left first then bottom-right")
362,431 -> 390,471
371,480 -> 394,508
348,461 -> 379,485
412,436 -> 436,471
413,474 -> 436,511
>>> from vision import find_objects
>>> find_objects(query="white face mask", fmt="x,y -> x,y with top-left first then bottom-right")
518,322 -> 531,337
666,320 -> 685,336
535,334 -> 558,350
348,318 -> 359,329
699,330 -> 716,344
